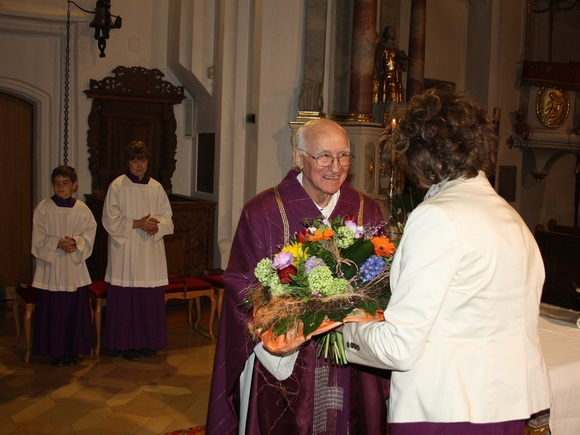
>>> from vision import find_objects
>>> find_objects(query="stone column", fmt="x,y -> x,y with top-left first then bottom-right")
296,0 -> 328,120
345,0 -> 377,122
406,0 -> 426,100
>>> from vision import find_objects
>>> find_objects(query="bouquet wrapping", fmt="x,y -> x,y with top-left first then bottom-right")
244,215 -> 396,364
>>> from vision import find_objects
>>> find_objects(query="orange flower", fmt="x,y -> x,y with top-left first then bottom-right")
308,228 -> 335,242
371,236 -> 396,257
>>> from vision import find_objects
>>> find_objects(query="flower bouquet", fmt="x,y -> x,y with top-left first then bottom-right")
244,215 -> 396,365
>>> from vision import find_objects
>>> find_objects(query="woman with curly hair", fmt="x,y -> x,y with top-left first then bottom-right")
342,89 -> 551,434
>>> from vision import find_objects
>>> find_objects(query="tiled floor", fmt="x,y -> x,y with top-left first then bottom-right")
0,299 -> 216,434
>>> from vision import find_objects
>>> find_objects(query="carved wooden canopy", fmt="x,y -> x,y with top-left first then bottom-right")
84,65 -> 185,194
522,61 -> 580,91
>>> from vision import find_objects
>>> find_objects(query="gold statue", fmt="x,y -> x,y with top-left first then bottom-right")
373,26 -> 408,125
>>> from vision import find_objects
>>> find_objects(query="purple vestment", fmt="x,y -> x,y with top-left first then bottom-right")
32,285 -> 92,357
207,170 -> 390,434
105,285 -> 167,350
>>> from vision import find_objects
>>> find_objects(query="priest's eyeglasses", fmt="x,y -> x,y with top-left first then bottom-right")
301,150 -> 355,167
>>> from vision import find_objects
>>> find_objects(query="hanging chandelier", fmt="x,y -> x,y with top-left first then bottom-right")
68,0 -> 122,58
61,0 -> 122,164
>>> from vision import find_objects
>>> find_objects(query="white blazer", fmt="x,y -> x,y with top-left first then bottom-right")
343,172 -> 551,423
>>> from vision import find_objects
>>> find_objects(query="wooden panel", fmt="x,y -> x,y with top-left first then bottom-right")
164,232 -> 187,276
85,66 -> 185,195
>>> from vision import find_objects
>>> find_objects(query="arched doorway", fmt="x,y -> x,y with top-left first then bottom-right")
0,92 -> 33,295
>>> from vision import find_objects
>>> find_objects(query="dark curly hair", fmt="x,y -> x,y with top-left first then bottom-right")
391,88 -> 498,189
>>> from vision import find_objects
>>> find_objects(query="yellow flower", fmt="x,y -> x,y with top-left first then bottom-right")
282,242 -> 309,265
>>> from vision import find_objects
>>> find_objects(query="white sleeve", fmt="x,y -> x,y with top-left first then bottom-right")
253,342 -> 299,381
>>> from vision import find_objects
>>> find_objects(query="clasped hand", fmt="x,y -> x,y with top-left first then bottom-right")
135,214 -> 160,236
58,236 -> 77,253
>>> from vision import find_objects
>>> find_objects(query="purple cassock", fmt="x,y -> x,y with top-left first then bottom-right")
32,285 -> 92,358
206,170 -> 391,435
105,285 -> 167,351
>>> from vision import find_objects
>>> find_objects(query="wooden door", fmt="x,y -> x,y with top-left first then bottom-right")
0,93 -> 33,293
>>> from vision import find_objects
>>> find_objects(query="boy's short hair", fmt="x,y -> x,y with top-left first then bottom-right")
125,140 -> 151,161
51,165 -> 78,183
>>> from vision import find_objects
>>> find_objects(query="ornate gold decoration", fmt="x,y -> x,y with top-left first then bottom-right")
535,87 -> 570,128
368,157 -> 375,177
380,161 -> 388,177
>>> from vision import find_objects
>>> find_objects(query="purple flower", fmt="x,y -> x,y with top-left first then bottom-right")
359,256 -> 387,283
272,251 -> 293,270
344,219 -> 363,238
304,256 -> 326,274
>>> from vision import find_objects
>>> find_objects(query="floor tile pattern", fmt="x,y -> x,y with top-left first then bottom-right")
0,300 -> 215,434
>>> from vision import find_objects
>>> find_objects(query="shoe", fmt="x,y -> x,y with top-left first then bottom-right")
142,349 -> 157,357
50,357 -> 64,367
122,349 -> 140,361
63,356 -> 78,366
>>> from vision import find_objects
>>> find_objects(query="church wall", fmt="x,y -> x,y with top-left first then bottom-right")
0,0 -> 193,202
0,9 -> 66,203
424,0 -> 468,93
252,1 -> 304,195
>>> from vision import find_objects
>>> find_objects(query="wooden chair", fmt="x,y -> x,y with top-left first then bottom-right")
166,275 -> 217,340
199,273 -> 224,322
13,284 -> 35,363
88,280 -> 108,356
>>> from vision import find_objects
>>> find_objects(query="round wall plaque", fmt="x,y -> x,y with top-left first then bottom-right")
535,87 -> 570,128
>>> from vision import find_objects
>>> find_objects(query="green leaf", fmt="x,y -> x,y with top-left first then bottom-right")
301,311 -> 326,337
272,316 -> 294,338
339,239 -> 374,279
326,307 -> 352,322
342,238 -> 374,265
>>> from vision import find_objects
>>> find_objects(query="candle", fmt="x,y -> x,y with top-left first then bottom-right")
390,118 -> 396,163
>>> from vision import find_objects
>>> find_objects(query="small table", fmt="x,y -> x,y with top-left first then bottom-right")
538,307 -> 580,435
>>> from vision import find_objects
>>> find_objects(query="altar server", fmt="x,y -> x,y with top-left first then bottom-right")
103,140 -> 173,360
32,165 -> 96,366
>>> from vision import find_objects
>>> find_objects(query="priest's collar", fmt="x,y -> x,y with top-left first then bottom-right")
125,171 -> 150,184
296,172 -> 340,218
51,194 -> 76,208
